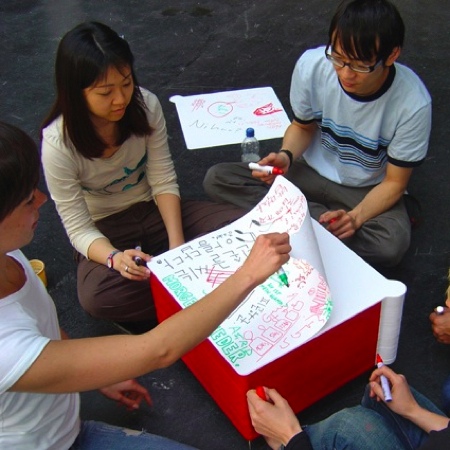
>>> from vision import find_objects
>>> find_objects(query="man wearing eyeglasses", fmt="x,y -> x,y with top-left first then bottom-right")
204,0 -> 431,269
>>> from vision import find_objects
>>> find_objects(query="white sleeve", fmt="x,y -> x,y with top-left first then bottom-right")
387,103 -> 431,165
0,317 -> 50,393
290,49 -> 320,123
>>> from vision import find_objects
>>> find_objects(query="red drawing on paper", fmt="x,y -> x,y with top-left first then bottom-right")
253,184 -> 307,235
253,102 -> 283,116
191,98 -> 206,111
206,266 -> 235,288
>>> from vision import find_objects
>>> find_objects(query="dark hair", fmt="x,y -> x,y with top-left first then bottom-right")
0,122 -> 40,221
41,21 -> 151,159
329,0 -> 405,63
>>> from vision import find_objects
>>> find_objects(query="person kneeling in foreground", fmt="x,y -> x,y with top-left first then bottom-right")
0,121 -> 291,449
247,365 -> 449,450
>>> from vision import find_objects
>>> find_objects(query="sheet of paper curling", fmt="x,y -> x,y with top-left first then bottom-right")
149,176 -> 405,373
149,176 -> 332,375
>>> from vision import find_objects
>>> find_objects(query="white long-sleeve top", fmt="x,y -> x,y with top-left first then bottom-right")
41,88 -> 180,258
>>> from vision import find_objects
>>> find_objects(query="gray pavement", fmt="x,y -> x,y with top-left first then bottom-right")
1,1 -> 449,449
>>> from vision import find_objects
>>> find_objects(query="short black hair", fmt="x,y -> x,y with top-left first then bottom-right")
329,0 -> 405,63
0,122 -> 40,221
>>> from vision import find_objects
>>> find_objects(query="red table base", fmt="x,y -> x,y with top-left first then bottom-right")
151,275 -> 381,440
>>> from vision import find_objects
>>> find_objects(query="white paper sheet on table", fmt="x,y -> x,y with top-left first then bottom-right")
149,177 -> 406,374
149,177 -> 333,374
170,87 -> 291,149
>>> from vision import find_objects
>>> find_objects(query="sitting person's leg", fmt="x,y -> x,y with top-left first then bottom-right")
180,199 -> 245,241
290,160 -> 410,267
361,384 -> 445,449
72,420 -> 198,450
77,257 -> 156,324
304,405 -> 406,450
203,162 -> 270,210
326,183 -> 410,267
442,375 -> 450,417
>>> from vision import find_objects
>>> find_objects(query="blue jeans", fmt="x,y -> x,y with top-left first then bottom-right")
304,385 -> 445,450
441,374 -> 450,416
71,420 -> 198,450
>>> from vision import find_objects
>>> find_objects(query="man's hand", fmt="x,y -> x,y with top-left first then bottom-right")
369,365 -> 418,417
319,209 -> 358,240
239,233 -> 291,289
369,365 -> 450,433
251,152 -> 291,185
100,379 -> 152,411
430,301 -> 450,344
247,387 -> 302,449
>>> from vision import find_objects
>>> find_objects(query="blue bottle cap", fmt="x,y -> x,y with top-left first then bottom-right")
246,128 -> 255,138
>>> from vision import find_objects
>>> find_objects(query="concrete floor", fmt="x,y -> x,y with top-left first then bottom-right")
1,1 -> 449,449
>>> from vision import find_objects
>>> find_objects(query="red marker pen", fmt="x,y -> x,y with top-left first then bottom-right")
255,386 -> 267,401
328,218 -> 338,225
376,354 -> 392,402
248,162 -> 284,175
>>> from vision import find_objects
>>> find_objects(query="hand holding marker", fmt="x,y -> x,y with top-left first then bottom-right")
236,214 -> 289,288
277,266 -> 290,287
376,354 -> 392,402
133,245 -> 145,267
256,386 -> 268,401
248,162 -> 284,175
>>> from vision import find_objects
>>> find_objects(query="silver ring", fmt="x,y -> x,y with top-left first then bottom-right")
125,265 -> 129,273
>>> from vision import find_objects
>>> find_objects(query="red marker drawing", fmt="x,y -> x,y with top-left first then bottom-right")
376,354 -> 392,402
253,103 -> 282,116
255,386 -> 268,401
248,163 -> 284,175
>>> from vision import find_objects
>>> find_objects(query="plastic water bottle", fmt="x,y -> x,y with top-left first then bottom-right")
241,128 -> 260,162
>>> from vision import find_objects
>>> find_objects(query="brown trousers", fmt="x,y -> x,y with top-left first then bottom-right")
76,200 -> 245,324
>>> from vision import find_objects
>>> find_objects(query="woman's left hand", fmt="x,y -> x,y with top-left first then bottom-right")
119,248 -> 151,280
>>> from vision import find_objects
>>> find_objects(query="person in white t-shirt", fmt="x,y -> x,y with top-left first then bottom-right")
203,0 -> 432,268
0,121 -> 290,449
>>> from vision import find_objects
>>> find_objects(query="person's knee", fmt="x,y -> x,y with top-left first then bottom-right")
78,285 -> 103,318
376,231 -> 410,267
203,163 -> 230,197
331,407 -> 400,448
308,407 -> 370,449
442,375 -> 450,415
353,219 -> 411,267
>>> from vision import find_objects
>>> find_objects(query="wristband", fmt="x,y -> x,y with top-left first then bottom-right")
279,149 -> 293,168
106,250 -> 121,270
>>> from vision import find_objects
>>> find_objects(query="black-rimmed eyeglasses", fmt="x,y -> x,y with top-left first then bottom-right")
325,46 -> 382,73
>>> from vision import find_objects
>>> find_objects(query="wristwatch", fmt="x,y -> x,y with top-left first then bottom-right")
106,250 -> 121,270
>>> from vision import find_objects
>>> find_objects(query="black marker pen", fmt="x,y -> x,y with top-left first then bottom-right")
133,245 -> 145,266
